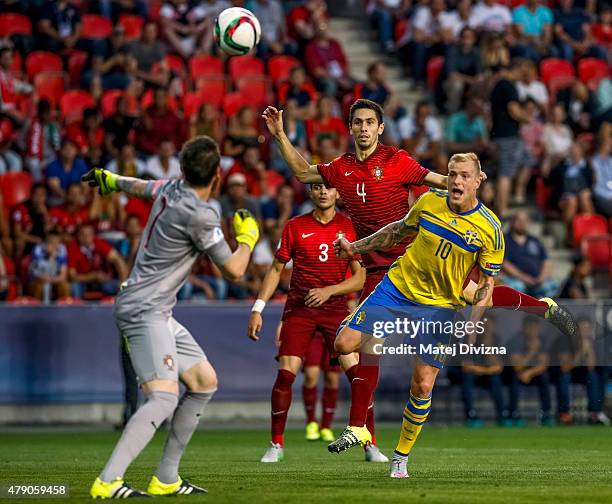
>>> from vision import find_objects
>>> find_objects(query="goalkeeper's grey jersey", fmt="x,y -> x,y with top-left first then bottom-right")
114,179 -> 232,322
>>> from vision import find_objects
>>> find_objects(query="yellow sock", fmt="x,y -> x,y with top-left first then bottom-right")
394,392 -> 432,455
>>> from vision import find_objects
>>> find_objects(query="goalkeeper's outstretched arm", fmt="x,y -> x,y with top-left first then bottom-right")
216,209 -> 261,282
82,168 -> 165,200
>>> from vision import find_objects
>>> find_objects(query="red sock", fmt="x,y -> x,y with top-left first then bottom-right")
366,402 -> 376,445
348,355 -> 380,427
271,369 -> 295,447
345,364 -> 357,382
492,285 -> 548,316
302,386 -> 318,424
321,387 -> 339,429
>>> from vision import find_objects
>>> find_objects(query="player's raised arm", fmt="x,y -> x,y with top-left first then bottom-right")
82,168 -> 165,200
247,258 -> 286,341
262,106 -> 323,184
304,260 -> 365,308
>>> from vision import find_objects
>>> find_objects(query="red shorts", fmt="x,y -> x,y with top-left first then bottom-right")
279,307 -> 347,361
304,332 -> 341,372
361,269 -> 387,301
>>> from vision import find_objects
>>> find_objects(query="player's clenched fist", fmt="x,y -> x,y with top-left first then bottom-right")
333,237 -> 355,259
233,209 -> 260,251
82,168 -> 119,197
247,311 -> 263,341
262,106 -> 284,138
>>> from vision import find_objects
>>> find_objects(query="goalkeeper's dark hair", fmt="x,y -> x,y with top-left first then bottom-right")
349,99 -> 383,126
179,135 -> 220,188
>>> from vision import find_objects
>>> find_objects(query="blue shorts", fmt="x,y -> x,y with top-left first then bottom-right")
342,275 -> 456,368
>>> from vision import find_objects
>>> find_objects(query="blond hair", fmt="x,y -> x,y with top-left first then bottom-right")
448,152 -> 481,173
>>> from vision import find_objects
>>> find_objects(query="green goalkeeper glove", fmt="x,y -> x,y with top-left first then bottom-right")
233,209 -> 260,252
82,168 -> 119,197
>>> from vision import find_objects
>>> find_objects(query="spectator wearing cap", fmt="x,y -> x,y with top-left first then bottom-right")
226,145 -> 267,198
219,172 -> 261,222
511,0 -> 553,61
136,88 -> 185,155
29,230 -> 70,302
591,130 -> 612,217
37,0 -> 82,53
23,100 -> 61,183
46,139 -> 89,206
68,222 -> 128,299
128,21 -> 170,89
304,22 -> 353,97
502,210 -> 559,298
305,95 -> 347,157
559,254 -> 591,299
469,0 -> 512,35
554,0 -> 607,62
277,66 -> 318,121
0,47 -> 32,125
223,106 -> 262,158
11,184 -> 51,258
82,24 -> 132,91
144,140 -> 182,180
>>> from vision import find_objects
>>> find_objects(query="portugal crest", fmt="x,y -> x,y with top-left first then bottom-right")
163,354 -> 175,371
372,166 -> 384,181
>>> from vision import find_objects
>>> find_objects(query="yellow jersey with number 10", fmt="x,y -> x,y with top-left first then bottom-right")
387,189 -> 505,309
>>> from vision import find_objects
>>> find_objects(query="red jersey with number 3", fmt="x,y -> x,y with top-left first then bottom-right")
317,143 -> 429,270
275,211 -> 358,313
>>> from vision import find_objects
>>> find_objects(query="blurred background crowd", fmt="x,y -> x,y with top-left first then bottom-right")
0,0 -> 609,308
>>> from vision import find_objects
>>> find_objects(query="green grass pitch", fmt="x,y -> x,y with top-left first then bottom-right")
1,426 -> 612,503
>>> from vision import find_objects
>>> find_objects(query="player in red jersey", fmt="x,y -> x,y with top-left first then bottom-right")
247,183 -> 387,462
263,98 -> 578,453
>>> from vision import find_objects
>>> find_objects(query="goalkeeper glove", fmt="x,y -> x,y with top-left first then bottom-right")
233,209 -> 260,252
82,168 -> 119,197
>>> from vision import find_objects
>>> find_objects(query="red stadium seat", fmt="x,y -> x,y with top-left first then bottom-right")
140,89 -> 179,112
222,92 -> 249,118
235,76 -> 271,106
547,75 -> 575,101
426,56 -> 444,90
68,50 -> 88,87
267,55 -> 300,85
183,92 -> 206,119
578,57 -> 610,88
34,72 -> 67,107
100,90 -> 139,117
165,54 -> 187,78
60,90 -> 96,123
10,50 -> 22,75
581,235 -> 612,267
118,14 -> 144,41
539,58 -> 574,84
0,13 -> 32,37
25,51 -> 63,80
535,176 -> 553,211
81,14 -> 113,40
572,213 -> 609,248
228,55 -> 265,81
194,76 -> 227,107
189,55 -> 224,79
0,172 -> 33,209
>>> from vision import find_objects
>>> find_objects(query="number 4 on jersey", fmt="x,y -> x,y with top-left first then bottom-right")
356,183 -> 366,203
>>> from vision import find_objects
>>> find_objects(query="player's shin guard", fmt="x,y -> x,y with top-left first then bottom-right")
394,392 -> 432,456
100,391 -> 178,482
271,369 -> 296,447
302,386 -> 318,424
155,389 -> 216,485
321,387 -> 338,429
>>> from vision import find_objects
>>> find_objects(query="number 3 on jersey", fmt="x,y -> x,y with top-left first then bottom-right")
356,183 -> 366,203
319,243 -> 329,262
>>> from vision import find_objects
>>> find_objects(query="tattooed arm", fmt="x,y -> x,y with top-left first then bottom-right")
333,218 -> 417,258
467,270 -> 495,344
115,176 -> 166,200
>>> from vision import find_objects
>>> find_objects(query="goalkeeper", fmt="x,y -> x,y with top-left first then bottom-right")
86,136 -> 259,499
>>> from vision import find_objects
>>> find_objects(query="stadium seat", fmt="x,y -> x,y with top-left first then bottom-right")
572,213 -> 609,248
267,55 -> 300,85
194,76 -> 227,107
68,51 -> 88,88
10,50 -> 22,75
0,13 -> 32,37
25,51 -> 63,80
118,14 -> 144,41
189,55 -> 224,79
578,57 -> 610,89
165,54 -> 187,78
535,176 -> 553,212
0,172 -> 33,209
426,56 -> 444,90
539,58 -> 574,84
183,92 -> 206,119
81,14 -> 113,40
140,89 -> 179,112
100,90 -> 139,117
34,72 -> 67,108
222,92 -> 249,117
235,76 -> 271,106
581,235 -> 612,267
228,55 -> 265,81
60,90 -> 96,123
547,75 -> 575,101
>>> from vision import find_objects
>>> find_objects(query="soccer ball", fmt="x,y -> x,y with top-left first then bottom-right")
215,7 -> 261,56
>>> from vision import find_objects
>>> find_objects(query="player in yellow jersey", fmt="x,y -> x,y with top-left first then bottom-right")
330,153 -> 503,478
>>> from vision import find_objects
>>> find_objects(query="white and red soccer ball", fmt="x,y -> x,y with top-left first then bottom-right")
215,7 -> 261,56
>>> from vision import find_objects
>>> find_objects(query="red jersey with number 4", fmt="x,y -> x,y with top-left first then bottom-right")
317,143 -> 428,270
275,211 -> 358,312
